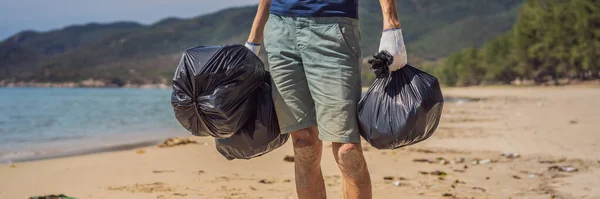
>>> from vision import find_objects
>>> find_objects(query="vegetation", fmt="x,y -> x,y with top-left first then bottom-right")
434,0 -> 600,86
0,1 -> 524,86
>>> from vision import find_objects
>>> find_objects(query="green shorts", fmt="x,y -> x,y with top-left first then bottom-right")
263,14 -> 362,143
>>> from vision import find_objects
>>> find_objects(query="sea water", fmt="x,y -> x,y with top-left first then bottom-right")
0,88 -> 188,163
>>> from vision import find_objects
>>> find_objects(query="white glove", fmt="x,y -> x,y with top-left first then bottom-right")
244,41 -> 261,55
378,29 -> 408,71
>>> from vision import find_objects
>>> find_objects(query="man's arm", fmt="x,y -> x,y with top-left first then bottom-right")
379,0 -> 401,30
247,0 -> 271,45
377,0 -> 407,71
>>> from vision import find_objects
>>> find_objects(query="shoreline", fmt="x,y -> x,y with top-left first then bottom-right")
0,130 -> 191,164
1,139 -> 163,164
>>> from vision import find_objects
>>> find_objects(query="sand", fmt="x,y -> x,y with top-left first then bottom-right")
1,86 -> 599,199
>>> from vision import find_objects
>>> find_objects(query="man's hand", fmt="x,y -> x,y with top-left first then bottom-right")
245,41 -> 261,55
378,28 -> 407,71
379,0 -> 407,71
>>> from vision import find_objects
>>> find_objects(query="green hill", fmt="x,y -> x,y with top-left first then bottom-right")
0,1 -> 524,86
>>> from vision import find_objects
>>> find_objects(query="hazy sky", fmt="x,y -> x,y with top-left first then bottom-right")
0,0 -> 257,39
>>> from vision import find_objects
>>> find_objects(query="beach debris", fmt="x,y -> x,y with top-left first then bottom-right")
107,182 -> 173,193
29,194 -> 77,199
419,170 -> 447,178
152,170 -> 175,173
384,176 -> 407,181
415,149 -> 435,153
569,120 -> 578,124
512,175 -> 521,179
136,149 -> 146,154
455,157 -> 465,163
283,155 -> 295,162
393,181 -> 402,186
249,186 -> 257,191
528,174 -> 537,178
9,164 -> 16,168
473,187 -> 487,192
258,179 -> 275,184
442,193 -> 453,197
453,169 -> 465,173
472,159 -> 491,165
412,157 -> 449,165
501,152 -> 520,159
413,158 -> 433,163
485,176 -> 490,180
158,137 -> 198,148
548,166 -> 578,172
454,180 -> 466,184
437,157 -> 449,165
197,170 -> 205,175
284,179 -> 291,183
173,193 -> 187,196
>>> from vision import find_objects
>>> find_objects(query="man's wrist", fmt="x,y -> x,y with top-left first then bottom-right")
383,20 -> 401,31
246,41 -> 261,46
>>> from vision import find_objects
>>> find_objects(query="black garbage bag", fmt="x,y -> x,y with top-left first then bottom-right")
171,44 -> 266,138
215,77 -> 289,160
358,51 -> 444,149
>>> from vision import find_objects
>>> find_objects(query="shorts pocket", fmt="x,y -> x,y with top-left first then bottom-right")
334,23 -> 361,61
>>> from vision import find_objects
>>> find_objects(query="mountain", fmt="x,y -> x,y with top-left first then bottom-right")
0,0 -> 524,86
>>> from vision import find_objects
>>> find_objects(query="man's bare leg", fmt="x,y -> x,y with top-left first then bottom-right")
332,142 -> 372,199
291,126 -> 326,199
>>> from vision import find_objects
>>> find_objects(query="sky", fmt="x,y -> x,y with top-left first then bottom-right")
0,0 -> 257,39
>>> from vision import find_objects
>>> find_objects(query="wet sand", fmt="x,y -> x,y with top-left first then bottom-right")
0,86 -> 599,199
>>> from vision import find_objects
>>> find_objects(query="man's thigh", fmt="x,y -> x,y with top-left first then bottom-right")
264,14 -> 317,134
297,16 -> 363,143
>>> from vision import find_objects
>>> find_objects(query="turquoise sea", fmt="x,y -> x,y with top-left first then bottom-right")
0,88 -> 189,163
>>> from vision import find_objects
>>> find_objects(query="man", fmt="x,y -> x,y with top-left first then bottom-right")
244,0 -> 407,198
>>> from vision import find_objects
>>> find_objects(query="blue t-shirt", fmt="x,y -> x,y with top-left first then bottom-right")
270,0 -> 359,19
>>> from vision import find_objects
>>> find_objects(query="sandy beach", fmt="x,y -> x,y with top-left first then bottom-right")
1,86 -> 599,199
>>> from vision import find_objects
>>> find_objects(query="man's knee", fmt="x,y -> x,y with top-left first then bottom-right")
291,127 -> 320,148
333,142 -> 361,155
333,143 -> 364,165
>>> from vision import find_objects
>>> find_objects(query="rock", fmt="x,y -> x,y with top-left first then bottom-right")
393,181 -> 402,186
283,155 -> 295,162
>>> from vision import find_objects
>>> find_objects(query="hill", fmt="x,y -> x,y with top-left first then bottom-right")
0,1 -> 524,87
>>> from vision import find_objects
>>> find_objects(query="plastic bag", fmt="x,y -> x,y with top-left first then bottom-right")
215,77 -> 289,160
171,44 -> 266,138
358,51 -> 444,149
